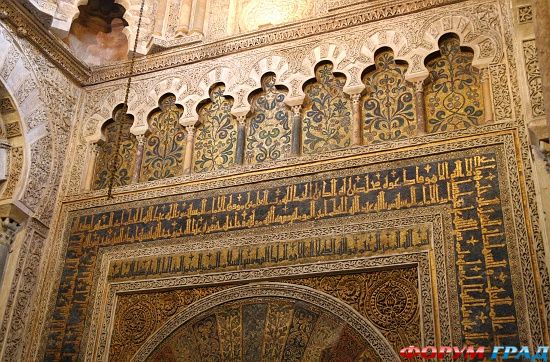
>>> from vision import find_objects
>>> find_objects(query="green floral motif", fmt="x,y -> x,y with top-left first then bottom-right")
140,94 -> 186,182
424,35 -> 483,133
194,84 -> 237,173
246,74 -> 291,164
93,108 -> 136,190
301,62 -> 352,154
362,50 -> 416,143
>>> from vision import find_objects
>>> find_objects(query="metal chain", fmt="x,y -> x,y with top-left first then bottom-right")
107,0 -> 146,199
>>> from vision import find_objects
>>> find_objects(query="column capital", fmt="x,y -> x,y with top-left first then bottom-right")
135,134 -> 146,145
414,80 -> 425,92
237,115 -> 247,127
350,93 -> 361,105
91,143 -> 101,154
185,125 -> 196,136
291,105 -> 302,115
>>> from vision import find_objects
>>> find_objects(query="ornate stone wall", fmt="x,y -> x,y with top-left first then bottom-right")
2,0 -> 549,360
0,16 -> 81,362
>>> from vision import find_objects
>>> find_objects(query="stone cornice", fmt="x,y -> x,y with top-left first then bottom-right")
2,0 -> 463,86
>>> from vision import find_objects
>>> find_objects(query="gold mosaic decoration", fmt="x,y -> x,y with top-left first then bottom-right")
245,74 -> 291,164
110,267 -> 416,361
423,35 -> 484,133
140,94 -> 186,182
301,62 -> 353,154
362,49 -> 417,143
193,84 -> 238,173
92,108 -> 136,190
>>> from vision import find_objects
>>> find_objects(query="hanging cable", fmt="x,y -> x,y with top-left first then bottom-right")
107,0 -> 146,199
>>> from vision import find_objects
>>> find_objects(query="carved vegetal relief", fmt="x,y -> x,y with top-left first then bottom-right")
522,39 -> 545,117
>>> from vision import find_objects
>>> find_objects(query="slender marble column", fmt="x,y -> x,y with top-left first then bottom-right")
481,68 -> 494,123
235,116 -> 247,165
0,218 -> 19,287
414,81 -> 426,135
350,93 -> 363,145
84,143 -> 100,191
291,105 -> 302,156
183,126 -> 196,174
131,135 -> 145,184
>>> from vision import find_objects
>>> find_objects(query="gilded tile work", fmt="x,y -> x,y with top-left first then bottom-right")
424,35 -> 484,133
245,74 -> 291,164
4,0 -> 550,361
362,49 -> 417,143
46,141 -> 523,360
301,62 -> 353,154
92,108 -> 137,190
193,84 -> 238,172
140,94 -> 186,182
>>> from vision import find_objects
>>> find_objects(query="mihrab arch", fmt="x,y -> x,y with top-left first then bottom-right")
131,283 -> 400,361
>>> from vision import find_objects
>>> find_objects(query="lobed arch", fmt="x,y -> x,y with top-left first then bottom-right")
233,55 -> 291,116
132,77 -> 188,135
193,81 -> 234,122
180,66 -> 235,125
297,42 -> 353,97
421,15 -> 500,69
85,85 -> 140,143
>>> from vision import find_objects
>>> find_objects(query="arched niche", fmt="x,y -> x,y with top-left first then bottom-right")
423,33 -> 484,133
193,83 -> 237,173
140,94 -> 186,182
132,283 -> 399,361
0,88 -> 24,200
91,105 -> 137,190
301,61 -> 353,154
0,84 -> 26,290
245,72 -> 291,164
361,47 -> 417,143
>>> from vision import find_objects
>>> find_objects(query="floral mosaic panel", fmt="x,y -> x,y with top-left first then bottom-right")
362,49 -> 417,143
140,94 -> 186,182
423,35 -> 484,133
92,109 -> 136,190
301,62 -> 353,154
193,84 -> 238,173
245,74 -> 291,164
